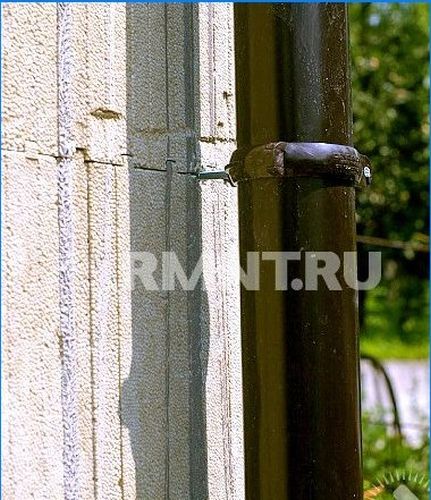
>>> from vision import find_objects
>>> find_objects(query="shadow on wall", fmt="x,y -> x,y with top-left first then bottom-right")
121,4 -> 210,499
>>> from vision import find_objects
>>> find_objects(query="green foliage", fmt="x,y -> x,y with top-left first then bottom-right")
362,410 -> 429,496
361,271 -> 429,357
350,4 -> 429,355
349,7 -> 430,494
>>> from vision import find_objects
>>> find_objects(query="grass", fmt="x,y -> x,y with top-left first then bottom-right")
362,410 -> 429,497
360,336 -> 429,360
360,280 -> 429,360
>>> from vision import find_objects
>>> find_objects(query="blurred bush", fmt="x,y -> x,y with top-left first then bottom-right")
350,3 -> 429,357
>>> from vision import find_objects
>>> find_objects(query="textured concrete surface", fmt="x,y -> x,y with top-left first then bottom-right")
2,151 -> 64,499
2,3 -> 243,499
126,4 -> 243,499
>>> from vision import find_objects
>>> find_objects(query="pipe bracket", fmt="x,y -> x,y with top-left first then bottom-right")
228,142 -> 371,187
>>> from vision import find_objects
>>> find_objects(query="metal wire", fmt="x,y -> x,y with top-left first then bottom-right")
361,353 -> 403,439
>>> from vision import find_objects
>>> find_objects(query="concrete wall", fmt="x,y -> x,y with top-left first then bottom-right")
2,3 -> 243,499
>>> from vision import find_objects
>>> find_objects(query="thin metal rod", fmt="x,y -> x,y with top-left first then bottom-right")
361,354 -> 403,439
357,234 -> 429,253
194,169 -> 236,186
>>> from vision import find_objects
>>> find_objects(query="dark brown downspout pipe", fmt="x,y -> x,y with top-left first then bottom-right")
232,4 -> 363,499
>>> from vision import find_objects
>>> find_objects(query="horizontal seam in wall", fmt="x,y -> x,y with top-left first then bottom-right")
1,148 -> 127,167
130,165 -> 192,175
83,159 -> 125,167
1,148 -> 59,159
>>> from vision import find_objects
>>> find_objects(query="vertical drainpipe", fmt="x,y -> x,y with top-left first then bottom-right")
231,4 -> 365,498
